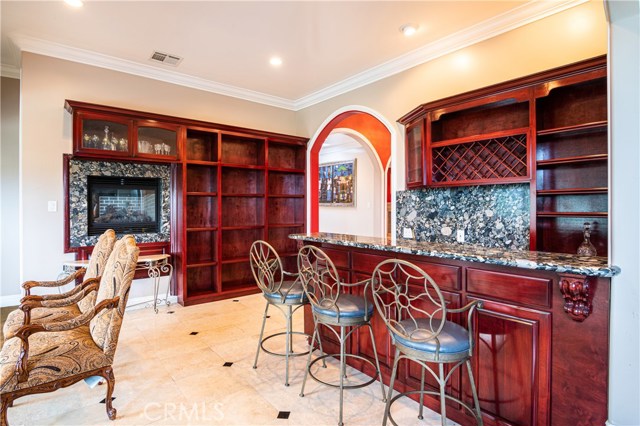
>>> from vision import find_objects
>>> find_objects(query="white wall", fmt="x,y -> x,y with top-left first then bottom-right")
606,1 -> 640,425
1,76 -> 21,305
318,132 -> 382,237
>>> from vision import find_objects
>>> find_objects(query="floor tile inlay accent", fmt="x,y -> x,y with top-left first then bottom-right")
223,362 -> 234,367
99,397 -> 116,404
189,331 -> 199,335
277,411 -> 291,419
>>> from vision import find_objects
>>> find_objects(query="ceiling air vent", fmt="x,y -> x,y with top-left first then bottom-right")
150,51 -> 183,67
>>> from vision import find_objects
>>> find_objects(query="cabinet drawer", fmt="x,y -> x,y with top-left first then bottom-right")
352,252 -> 389,274
406,260 -> 461,291
319,246 -> 350,269
466,268 -> 551,308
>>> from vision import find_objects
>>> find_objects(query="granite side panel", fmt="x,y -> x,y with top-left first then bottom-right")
396,184 -> 530,250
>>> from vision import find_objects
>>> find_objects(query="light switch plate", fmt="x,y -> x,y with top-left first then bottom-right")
47,201 -> 57,212
402,227 -> 414,239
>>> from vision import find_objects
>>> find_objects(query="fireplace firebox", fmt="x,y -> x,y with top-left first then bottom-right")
87,176 -> 161,235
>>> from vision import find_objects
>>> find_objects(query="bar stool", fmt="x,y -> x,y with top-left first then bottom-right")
297,245 -> 386,426
249,240 -> 311,386
370,259 -> 483,426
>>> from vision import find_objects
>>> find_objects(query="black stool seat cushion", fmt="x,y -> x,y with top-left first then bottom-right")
392,318 -> 470,355
313,294 -> 374,319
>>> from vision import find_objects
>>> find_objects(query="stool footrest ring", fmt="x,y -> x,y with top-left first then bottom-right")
308,353 -> 379,390
259,331 -> 311,358
386,389 -> 481,426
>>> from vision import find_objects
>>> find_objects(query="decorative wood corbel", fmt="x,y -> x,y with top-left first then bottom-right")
558,274 -> 594,322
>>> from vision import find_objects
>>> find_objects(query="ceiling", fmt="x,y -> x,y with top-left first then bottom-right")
1,1 -> 586,110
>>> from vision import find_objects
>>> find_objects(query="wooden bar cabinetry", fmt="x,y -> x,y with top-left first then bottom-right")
302,240 -> 611,426
399,56 -> 608,255
66,100 -> 307,306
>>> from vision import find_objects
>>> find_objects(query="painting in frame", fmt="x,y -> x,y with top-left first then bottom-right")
319,160 -> 356,207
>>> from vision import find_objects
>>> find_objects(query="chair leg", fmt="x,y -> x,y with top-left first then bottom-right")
253,301 -> 270,369
284,305 -> 292,387
383,348 -> 401,426
418,365 -> 426,420
367,324 -> 387,401
438,363 -> 446,426
103,366 -> 117,421
1,394 -> 10,426
466,359 -> 484,426
338,326 -> 346,426
300,323 -> 319,397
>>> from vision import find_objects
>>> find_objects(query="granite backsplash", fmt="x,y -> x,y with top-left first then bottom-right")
396,184 -> 530,250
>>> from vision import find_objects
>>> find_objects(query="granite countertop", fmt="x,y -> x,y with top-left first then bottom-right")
289,232 -> 621,278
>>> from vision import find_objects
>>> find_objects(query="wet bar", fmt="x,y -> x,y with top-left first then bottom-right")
291,232 -> 620,426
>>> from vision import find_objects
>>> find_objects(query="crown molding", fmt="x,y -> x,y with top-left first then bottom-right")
11,34 -> 296,110
293,0 -> 587,110
9,0 -> 585,112
1,64 -> 20,79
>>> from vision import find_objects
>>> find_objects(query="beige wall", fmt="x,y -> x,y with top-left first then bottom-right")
1,76 -> 20,302
16,52 -> 300,298
296,0 -> 607,148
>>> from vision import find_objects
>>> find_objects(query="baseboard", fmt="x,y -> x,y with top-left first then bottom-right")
0,294 -> 22,307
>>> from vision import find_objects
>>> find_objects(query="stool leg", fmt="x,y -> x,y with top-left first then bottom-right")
438,363 -> 447,426
253,301 -> 270,369
284,305 -> 292,386
300,322 -> 319,397
338,325 -> 346,426
418,365 -> 425,420
383,348 -> 400,426
367,324 -> 387,401
466,359 -> 483,425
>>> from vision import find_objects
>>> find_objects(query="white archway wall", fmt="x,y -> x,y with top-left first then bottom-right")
318,131 -> 383,238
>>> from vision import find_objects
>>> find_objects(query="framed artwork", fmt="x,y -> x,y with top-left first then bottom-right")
319,160 -> 356,207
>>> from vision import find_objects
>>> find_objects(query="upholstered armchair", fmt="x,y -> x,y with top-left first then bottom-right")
2,229 -> 116,340
0,235 -> 139,426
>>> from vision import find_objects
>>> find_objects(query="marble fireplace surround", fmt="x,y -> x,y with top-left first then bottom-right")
66,157 -> 171,249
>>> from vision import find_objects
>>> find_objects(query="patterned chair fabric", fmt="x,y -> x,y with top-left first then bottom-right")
2,230 -> 116,340
0,235 -> 138,425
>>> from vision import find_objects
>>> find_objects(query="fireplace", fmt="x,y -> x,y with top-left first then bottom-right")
87,176 -> 161,235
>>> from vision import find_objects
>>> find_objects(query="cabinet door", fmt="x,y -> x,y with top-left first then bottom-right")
74,111 -> 133,157
405,119 -> 426,188
470,297 -> 551,426
135,121 -> 182,161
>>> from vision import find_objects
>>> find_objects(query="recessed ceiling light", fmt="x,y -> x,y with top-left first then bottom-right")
400,24 -> 418,37
269,57 -> 283,67
64,0 -> 83,7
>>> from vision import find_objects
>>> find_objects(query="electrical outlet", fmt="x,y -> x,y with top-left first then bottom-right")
456,229 -> 465,243
47,201 -> 57,212
402,227 -> 414,239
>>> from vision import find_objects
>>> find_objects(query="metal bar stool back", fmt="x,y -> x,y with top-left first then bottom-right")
249,240 -> 310,386
371,259 -> 484,426
297,245 -> 386,426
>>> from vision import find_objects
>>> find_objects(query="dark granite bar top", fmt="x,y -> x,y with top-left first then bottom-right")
289,232 -> 621,278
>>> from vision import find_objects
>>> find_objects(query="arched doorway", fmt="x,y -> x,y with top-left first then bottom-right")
307,107 -> 396,237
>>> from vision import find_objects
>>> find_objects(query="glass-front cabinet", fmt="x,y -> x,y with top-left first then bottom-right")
135,121 -> 181,160
404,118 -> 426,188
76,112 -> 133,157
67,100 -> 182,161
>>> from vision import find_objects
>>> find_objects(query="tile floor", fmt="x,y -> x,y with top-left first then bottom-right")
4,294 -> 453,425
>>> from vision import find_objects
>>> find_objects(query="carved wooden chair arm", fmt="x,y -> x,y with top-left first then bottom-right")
13,296 -> 121,383
21,282 -> 100,310
20,276 -> 101,303
22,268 -> 87,295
